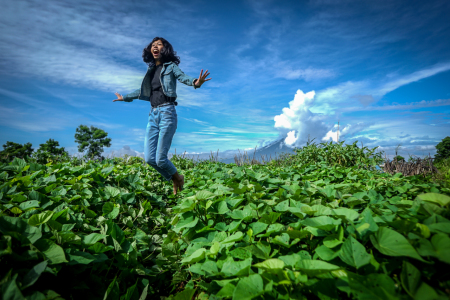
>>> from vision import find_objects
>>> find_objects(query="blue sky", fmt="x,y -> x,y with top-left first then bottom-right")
1,0 -> 449,159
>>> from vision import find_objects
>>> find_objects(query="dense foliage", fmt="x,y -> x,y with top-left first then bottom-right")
290,141 -> 383,169
435,137 -> 450,162
1,142 -> 449,300
35,139 -> 69,164
434,157 -> 450,189
75,125 -> 112,159
394,155 -> 405,162
0,141 -> 33,162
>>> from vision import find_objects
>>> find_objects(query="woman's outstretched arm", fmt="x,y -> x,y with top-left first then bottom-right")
113,89 -> 140,102
172,65 -> 211,89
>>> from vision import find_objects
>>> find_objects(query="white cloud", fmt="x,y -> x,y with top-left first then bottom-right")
285,130 -> 298,145
274,89 -> 331,147
322,129 -> 338,142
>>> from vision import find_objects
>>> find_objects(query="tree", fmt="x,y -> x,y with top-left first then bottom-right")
0,141 -> 33,162
435,136 -> 450,162
74,125 -> 111,159
35,139 -> 69,163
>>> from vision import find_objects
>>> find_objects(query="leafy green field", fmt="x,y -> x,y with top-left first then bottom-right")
1,142 -> 450,300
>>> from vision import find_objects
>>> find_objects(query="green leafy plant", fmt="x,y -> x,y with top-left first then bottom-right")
277,140 -> 384,169
1,141 -> 450,299
75,125 -> 112,159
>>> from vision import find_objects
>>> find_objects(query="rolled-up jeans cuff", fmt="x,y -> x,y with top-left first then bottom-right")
164,168 -> 177,182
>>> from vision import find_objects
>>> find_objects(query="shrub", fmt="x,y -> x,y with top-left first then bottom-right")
435,136 -> 450,162
394,155 -> 405,161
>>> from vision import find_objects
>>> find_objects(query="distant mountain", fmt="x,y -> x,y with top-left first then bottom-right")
220,138 -> 295,164
171,138 -> 296,164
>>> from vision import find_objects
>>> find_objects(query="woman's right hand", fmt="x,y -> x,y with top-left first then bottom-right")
112,92 -> 124,102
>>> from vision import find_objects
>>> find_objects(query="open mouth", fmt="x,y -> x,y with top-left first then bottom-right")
153,50 -> 159,55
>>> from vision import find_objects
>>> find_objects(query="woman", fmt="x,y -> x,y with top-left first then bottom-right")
113,37 -> 211,195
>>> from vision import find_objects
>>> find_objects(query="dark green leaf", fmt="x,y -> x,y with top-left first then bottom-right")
174,288 -> 196,300
103,277 -> 120,300
22,260 -> 48,289
370,227 -> 428,263
221,258 -> 252,277
34,239 -> 67,264
232,274 -> 263,300
82,233 -> 107,246
0,216 -> 42,244
1,275 -> 25,300
339,236 -> 372,269
28,211 -> 54,226
400,261 -> 421,298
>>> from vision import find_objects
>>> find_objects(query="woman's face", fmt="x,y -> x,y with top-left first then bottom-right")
151,40 -> 164,60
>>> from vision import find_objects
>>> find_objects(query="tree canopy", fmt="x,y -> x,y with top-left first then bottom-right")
35,139 -> 68,163
74,125 -> 111,159
435,136 -> 450,162
0,141 -> 33,162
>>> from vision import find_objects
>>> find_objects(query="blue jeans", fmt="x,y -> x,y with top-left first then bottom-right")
144,105 -> 178,181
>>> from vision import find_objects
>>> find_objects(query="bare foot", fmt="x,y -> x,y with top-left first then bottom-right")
172,173 -> 184,195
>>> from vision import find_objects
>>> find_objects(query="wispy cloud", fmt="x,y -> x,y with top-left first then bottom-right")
312,63 -> 450,114
0,104 -> 73,132
0,0 -> 213,94
275,67 -> 335,81
378,62 -> 450,95
0,88 -> 51,109
180,117 -> 211,126
0,87 -> 126,133
341,99 -> 450,112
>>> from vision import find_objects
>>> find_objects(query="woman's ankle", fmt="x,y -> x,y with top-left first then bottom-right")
172,172 -> 182,181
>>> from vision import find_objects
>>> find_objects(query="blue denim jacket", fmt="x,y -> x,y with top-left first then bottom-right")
123,61 -> 199,102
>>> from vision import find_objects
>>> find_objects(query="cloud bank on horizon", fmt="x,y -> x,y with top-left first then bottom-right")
0,0 -> 449,159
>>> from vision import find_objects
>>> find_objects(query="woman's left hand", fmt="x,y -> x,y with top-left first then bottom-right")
194,69 -> 211,87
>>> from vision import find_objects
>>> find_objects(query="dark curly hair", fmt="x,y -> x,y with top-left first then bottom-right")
142,37 -> 180,67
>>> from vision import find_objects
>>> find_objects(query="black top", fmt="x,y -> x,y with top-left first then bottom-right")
149,65 -> 175,108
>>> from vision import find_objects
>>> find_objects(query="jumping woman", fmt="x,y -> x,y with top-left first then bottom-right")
113,37 -> 211,195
